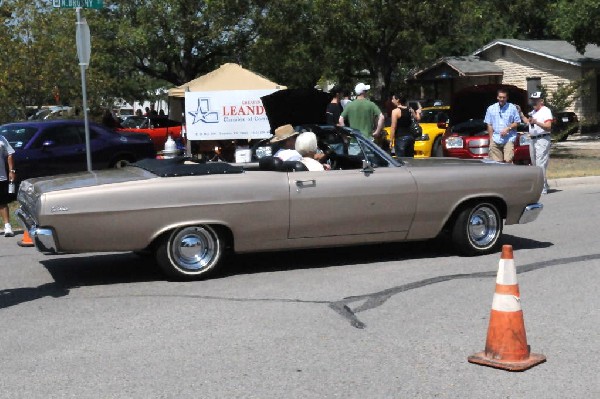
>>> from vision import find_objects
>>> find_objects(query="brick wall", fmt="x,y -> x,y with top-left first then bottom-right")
481,46 -> 598,123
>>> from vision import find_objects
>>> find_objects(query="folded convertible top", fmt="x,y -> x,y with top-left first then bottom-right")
133,157 -> 244,177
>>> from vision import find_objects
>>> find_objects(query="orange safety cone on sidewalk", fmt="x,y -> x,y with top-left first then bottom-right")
17,229 -> 35,248
468,245 -> 546,371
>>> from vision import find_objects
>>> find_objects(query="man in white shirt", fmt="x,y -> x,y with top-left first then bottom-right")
519,92 -> 553,194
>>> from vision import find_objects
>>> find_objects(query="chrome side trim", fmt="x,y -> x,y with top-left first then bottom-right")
518,203 -> 543,224
15,208 -> 59,254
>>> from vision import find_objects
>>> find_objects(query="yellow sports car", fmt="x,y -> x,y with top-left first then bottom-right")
382,106 -> 449,157
413,106 -> 450,158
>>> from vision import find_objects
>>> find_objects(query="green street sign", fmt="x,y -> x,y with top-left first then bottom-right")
53,0 -> 104,9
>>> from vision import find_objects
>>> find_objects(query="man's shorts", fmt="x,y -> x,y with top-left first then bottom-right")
0,180 -> 15,206
489,140 -> 515,163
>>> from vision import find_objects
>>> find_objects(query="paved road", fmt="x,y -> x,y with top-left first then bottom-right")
1,181 -> 599,398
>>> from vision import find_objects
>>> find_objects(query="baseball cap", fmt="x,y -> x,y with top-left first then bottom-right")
354,83 -> 371,95
530,91 -> 543,99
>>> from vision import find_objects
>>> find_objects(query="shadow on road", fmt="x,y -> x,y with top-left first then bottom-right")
0,283 -> 69,310
219,235 -> 553,278
0,234 -> 553,311
501,234 -> 553,250
221,239 -> 450,278
40,252 -> 164,287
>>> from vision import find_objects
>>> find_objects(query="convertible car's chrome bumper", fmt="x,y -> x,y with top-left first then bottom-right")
518,203 -> 543,224
15,208 -> 59,254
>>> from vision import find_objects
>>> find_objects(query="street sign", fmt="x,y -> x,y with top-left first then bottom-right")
76,18 -> 91,66
53,0 -> 103,9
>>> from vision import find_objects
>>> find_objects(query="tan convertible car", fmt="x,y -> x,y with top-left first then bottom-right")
16,122 -> 544,280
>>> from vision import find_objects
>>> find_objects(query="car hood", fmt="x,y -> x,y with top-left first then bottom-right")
450,84 -> 528,127
261,88 -> 332,131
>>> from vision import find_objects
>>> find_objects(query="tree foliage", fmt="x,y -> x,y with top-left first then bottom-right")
105,0 -> 264,86
248,1 -> 326,88
554,0 -> 600,52
0,0 -> 572,124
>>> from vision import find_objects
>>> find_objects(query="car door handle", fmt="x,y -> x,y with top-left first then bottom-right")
295,179 -> 316,189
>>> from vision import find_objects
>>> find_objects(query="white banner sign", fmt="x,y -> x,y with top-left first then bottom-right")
184,89 -> 278,140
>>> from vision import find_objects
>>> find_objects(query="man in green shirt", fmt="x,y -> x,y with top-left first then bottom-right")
338,83 -> 384,140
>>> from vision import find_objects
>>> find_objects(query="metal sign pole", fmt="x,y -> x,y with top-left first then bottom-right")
76,7 -> 92,172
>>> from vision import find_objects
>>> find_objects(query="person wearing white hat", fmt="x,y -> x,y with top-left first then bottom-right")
338,83 -> 384,140
518,92 -> 553,194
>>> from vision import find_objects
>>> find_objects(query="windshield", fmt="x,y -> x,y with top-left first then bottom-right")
0,125 -> 38,149
420,109 -> 449,124
121,117 -> 148,128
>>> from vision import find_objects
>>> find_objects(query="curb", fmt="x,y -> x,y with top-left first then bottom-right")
549,175 -> 600,188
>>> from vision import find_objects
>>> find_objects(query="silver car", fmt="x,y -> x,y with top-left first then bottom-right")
16,123 -> 544,280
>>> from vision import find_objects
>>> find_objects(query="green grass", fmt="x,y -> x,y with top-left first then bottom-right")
547,147 -> 600,179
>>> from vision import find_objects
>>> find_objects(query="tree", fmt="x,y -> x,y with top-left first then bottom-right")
105,0 -> 266,86
0,1 -> 170,122
553,0 -> 600,52
248,1 -> 327,88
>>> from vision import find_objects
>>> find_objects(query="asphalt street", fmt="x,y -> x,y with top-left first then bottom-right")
1,180 -> 599,398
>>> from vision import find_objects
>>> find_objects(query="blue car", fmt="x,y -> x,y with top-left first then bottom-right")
0,120 -> 156,182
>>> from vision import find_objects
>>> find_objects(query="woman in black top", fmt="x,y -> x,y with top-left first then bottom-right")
390,94 -> 415,157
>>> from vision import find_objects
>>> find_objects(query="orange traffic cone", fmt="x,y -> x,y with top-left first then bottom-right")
17,229 -> 35,247
468,245 -> 546,371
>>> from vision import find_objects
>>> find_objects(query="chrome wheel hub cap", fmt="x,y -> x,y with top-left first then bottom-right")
171,227 -> 217,271
468,206 -> 498,247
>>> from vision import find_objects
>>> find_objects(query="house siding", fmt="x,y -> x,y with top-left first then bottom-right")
480,46 -> 597,122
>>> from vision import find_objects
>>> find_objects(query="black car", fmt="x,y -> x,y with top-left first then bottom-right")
1,120 -> 156,183
552,111 -> 579,141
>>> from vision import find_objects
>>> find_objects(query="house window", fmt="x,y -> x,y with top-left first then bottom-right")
527,77 -> 541,96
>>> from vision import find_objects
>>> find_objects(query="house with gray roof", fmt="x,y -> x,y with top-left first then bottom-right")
413,39 -> 600,123
411,56 -> 503,103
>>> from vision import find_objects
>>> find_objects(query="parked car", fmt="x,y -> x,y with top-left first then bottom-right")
552,111 -> 579,141
118,116 -> 183,151
1,120 -> 156,183
28,106 -> 72,120
16,90 -> 544,280
413,106 -> 450,158
442,84 -> 531,164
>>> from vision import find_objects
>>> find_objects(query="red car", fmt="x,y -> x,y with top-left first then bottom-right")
118,116 -> 183,152
442,84 -> 531,165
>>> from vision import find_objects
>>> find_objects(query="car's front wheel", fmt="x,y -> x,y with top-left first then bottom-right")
156,225 -> 224,280
451,202 -> 502,256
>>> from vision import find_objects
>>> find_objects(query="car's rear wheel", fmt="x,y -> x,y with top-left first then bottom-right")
156,225 -> 223,280
432,137 -> 443,157
451,202 -> 502,256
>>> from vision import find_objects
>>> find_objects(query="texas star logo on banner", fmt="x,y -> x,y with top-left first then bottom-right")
184,90 -> 278,140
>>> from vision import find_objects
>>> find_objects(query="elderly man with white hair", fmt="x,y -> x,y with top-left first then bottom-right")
295,132 -> 325,171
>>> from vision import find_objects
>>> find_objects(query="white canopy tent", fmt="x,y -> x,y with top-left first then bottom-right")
168,63 -> 286,121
